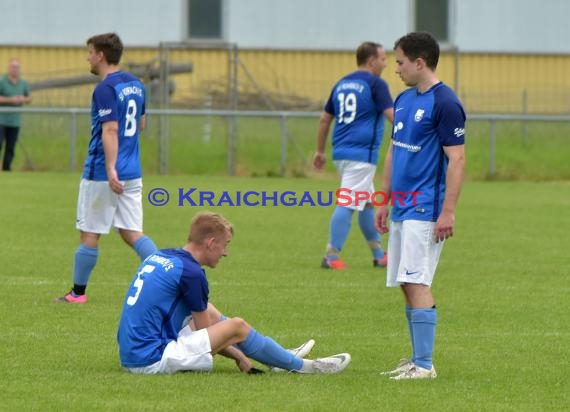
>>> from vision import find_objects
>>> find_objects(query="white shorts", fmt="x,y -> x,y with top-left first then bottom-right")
334,160 -> 376,211
126,326 -> 213,375
387,220 -> 445,287
76,178 -> 143,234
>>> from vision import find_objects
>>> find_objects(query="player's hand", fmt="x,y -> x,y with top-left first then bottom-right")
235,357 -> 253,373
376,205 -> 390,234
107,168 -> 124,194
434,210 -> 455,243
313,152 -> 326,171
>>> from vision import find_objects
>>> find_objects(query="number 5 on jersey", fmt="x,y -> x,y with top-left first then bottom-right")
126,264 -> 155,306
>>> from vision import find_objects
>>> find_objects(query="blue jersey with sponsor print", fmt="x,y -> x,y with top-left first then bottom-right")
83,71 -> 145,181
324,70 -> 393,165
390,82 -> 465,222
117,248 -> 209,368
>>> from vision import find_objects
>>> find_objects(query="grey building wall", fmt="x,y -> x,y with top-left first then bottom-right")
1,0 -> 569,53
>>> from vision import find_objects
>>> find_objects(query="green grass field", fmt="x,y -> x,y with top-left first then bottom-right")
1,173 -> 568,411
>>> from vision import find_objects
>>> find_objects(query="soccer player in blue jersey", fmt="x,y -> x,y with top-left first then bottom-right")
55,33 -> 157,304
376,32 -> 466,379
313,41 -> 394,270
117,211 -> 351,374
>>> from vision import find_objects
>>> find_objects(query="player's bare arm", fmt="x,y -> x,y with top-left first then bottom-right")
102,120 -> 123,194
384,106 -> 395,124
376,140 -> 393,234
435,144 -> 466,242
313,111 -> 334,170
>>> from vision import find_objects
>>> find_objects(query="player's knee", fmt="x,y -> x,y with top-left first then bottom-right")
229,317 -> 250,338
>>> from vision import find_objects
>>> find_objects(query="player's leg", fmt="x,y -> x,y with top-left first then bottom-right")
115,178 -> 157,260
55,180 -> 114,303
381,221 -> 414,375
322,161 -> 358,269
392,220 -> 443,379
358,203 -> 387,266
190,304 -> 315,370
322,205 -> 353,269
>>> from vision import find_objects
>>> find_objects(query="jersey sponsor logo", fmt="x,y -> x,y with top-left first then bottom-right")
454,127 -> 465,137
393,139 -> 422,153
98,108 -> 112,117
414,109 -> 425,122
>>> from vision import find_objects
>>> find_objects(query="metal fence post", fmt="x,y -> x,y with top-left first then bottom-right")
158,42 -> 170,175
227,44 -> 239,176
69,109 -> 77,172
280,114 -> 288,176
489,119 -> 496,178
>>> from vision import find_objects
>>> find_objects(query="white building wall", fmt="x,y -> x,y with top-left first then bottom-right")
225,0 -> 408,50
0,0 -> 185,46
454,0 -> 570,53
0,0 -> 569,53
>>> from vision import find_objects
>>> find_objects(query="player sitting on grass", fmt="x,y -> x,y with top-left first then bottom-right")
117,211 -> 351,374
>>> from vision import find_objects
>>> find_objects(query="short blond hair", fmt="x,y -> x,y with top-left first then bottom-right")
188,211 -> 234,244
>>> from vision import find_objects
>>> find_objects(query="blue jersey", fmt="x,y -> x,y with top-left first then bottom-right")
117,248 -> 209,368
391,82 -> 465,222
324,70 -> 393,164
83,71 -> 146,181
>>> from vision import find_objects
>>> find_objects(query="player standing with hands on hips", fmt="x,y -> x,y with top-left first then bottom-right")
55,33 -> 157,304
376,32 -> 466,379
313,41 -> 394,270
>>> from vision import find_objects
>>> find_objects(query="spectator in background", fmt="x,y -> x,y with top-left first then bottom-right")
0,58 -> 32,171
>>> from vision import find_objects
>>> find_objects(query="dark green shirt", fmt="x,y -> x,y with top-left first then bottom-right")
0,75 -> 30,127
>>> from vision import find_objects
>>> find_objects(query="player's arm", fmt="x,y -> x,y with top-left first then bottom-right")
384,107 -> 394,124
22,85 -> 32,104
101,120 -> 123,194
313,111 -> 334,171
139,114 -> 146,132
191,309 -> 254,373
435,144 -> 466,242
376,140 -> 393,234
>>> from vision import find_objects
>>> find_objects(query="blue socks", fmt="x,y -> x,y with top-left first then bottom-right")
134,236 -> 158,261
237,328 -> 303,371
326,206 -> 385,260
72,244 -> 98,293
327,206 -> 354,256
410,307 -> 437,370
358,207 -> 385,259
71,236 -> 156,296
405,305 -> 414,361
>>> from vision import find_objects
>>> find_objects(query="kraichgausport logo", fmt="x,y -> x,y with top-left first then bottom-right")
147,188 -> 421,208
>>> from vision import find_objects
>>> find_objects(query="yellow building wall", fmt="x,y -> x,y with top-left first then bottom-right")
1,46 -> 569,114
